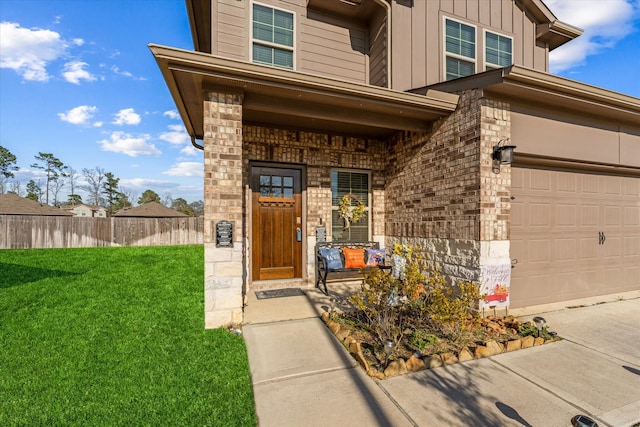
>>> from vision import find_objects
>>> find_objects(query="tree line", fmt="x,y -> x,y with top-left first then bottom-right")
0,145 -> 203,216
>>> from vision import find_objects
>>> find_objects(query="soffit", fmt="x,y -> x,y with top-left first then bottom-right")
414,66 -> 640,126
306,0 -> 378,22
149,44 -> 459,139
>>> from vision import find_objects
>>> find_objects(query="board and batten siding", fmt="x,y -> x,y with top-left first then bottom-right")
211,0 -> 371,85
390,0 -> 549,91
368,8 -> 388,88
300,11 -> 368,84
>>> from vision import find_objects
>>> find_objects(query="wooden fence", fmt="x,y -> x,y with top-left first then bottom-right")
0,215 -> 203,249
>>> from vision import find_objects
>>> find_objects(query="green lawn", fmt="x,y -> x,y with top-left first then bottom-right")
0,245 -> 256,427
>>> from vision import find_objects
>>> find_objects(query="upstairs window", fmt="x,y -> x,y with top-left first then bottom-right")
485,31 -> 512,70
252,3 -> 294,69
445,18 -> 475,80
331,170 -> 370,242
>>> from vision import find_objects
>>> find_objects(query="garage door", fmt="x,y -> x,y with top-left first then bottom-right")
510,167 -> 640,308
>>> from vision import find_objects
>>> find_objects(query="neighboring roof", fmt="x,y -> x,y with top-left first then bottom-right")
0,193 -> 74,216
411,65 -> 640,126
148,44 -> 459,139
113,202 -> 187,217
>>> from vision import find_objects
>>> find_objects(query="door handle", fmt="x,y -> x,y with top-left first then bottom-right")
296,227 -> 302,242
598,232 -> 606,245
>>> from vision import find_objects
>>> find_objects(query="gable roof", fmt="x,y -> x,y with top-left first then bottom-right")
0,193 -> 74,216
113,202 -> 187,217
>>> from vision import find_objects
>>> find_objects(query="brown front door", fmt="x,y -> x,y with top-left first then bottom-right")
251,166 -> 303,281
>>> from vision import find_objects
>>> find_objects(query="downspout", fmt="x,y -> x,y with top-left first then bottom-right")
191,135 -> 204,151
372,0 -> 392,88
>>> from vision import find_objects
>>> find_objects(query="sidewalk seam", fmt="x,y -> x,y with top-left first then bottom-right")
252,365 -> 358,387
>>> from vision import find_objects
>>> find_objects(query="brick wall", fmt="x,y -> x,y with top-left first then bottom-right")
243,127 -> 388,282
384,90 -> 512,282
203,92 -> 244,328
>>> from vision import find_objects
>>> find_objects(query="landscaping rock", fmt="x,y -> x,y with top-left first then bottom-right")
353,351 -> 369,371
327,320 -> 340,335
458,348 -> 474,362
534,337 -> 545,346
427,355 -> 443,369
367,368 -> 385,380
335,328 -> 350,342
348,340 -> 361,355
474,345 -> 490,358
321,312 -> 330,322
521,336 -> 535,348
384,359 -> 407,378
506,339 -> 522,352
406,355 -> 426,372
441,352 -> 458,365
486,340 -> 504,355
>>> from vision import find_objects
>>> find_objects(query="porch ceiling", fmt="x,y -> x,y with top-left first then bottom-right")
149,44 -> 459,140
414,65 -> 640,126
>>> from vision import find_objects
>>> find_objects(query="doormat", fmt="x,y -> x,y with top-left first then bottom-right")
255,288 -> 306,300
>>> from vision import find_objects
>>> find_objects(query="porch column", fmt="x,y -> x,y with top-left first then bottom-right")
203,91 -> 244,328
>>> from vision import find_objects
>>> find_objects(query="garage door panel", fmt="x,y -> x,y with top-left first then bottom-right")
530,203 -> 551,227
556,204 -> 577,226
555,239 -> 577,261
581,205 -> 599,226
625,207 -> 639,226
511,167 -> 640,308
581,175 -> 599,193
624,266 -> 640,286
604,206 -> 621,226
623,237 -> 639,256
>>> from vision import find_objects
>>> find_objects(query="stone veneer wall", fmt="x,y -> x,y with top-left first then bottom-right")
203,92 -> 244,328
384,89 -> 512,283
243,127 -> 387,284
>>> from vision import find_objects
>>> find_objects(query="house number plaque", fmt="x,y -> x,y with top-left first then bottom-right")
215,221 -> 233,248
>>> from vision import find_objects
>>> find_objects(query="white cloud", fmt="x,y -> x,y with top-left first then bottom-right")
180,145 -> 200,156
112,108 -> 141,125
62,60 -> 96,84
159,124 -> 189,146
547,0 -> 639,73
93,121 -> 103,128
98,131 -> 161,157
111,65 -> 132,78
0,22 -> 70,81
111,65 -> 146,80
58,105 -> 97,125
163,110 -> 180,120
163,162 -> 204,177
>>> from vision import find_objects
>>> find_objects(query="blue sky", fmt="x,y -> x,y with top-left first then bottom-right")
1,0 -> 639,205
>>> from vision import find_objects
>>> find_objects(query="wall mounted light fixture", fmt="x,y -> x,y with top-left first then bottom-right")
492,139 -> 516,173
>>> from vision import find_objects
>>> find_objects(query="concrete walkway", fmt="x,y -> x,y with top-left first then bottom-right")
242,286 -> 640,427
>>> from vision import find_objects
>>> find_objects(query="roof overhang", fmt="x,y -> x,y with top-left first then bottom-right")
149,44 -> 459,140
412,65 -> 640,126
517,0 -> 583,49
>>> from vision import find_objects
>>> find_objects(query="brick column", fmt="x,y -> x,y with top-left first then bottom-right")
203,91 -> 244,328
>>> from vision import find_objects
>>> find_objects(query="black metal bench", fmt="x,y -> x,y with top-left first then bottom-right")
315,241 -> 391,295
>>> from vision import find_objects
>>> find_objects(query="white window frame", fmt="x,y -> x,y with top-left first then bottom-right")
330,168 -> 371,242
484,29 -> 513,70
443,17 -> 477,81
250,1 -> 296,70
